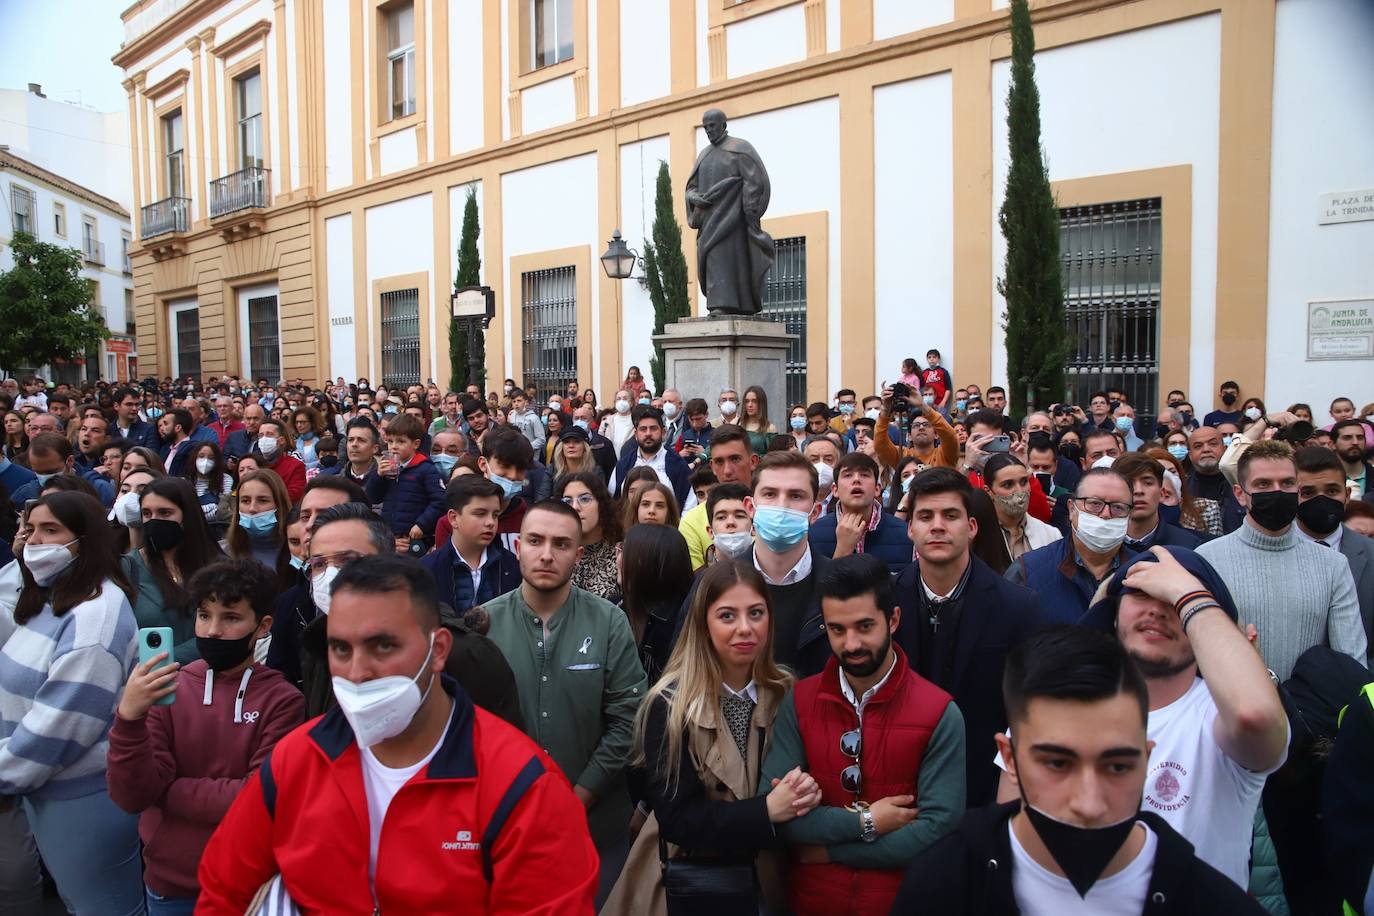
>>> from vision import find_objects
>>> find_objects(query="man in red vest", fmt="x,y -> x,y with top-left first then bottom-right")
760,553 -> 966,916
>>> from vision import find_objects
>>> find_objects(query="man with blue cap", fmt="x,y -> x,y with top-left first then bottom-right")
1072,545 -> 1289,888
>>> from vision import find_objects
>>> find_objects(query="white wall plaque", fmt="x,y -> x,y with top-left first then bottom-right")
1307,298 -> 1374,360
1319,189 -> 1374,225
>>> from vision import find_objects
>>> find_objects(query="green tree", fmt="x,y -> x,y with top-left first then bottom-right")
0,233 -> 109,376
641,160 -> 690,395
998,0 -> 1067,420
450,187 -> 483,392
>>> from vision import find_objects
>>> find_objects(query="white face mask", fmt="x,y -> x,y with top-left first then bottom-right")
1074,511 -> 1128,553
23,539 -> 80,587
662,402 -> 679,420
720,400 -> 738,416
813,461 -> 835,492
1244,406 -> 1262,422
195,457 -> 214,476
311,565 -> 340,615
331,632 -> 436,747
614,399 -> 631,415
110,491 -> 142,528
257,435 -> 279,459
713,530 -> 754,559
865,408 -> 881,421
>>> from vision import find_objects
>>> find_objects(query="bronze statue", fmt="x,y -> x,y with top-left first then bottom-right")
685,109 -> 775,316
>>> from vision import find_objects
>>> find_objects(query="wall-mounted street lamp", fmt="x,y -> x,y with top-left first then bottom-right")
599,229 -> 640,280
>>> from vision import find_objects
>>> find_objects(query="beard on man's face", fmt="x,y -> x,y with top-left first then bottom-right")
839,632 -> 892,679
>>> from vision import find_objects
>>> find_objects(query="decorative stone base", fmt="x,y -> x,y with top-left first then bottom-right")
653,317 -> 797,418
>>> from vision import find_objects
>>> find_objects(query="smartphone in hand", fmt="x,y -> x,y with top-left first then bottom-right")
136,627 -> 177,706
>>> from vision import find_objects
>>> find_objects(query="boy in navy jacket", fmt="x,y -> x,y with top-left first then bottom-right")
368,414 -> 446,551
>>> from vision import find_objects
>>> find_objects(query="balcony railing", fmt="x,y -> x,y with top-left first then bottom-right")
82,239 -> 105,266
141,197 -> 190,239
210,167 -> 270,218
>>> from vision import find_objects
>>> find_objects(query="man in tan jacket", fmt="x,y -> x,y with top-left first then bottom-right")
873,385 -> 960,472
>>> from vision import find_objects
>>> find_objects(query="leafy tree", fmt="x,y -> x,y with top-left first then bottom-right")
450,187 -> 483,392
0,233 -> 109,377
641,160 -> 690,395
998,0 -> 1067,420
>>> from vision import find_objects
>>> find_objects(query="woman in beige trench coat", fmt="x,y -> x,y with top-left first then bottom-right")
604,561 -> 822,916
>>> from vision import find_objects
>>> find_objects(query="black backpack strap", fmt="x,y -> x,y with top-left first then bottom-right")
481,754 -> 546,882
259,748 -> 278,819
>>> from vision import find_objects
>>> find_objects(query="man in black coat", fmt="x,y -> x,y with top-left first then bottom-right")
892,627 -> 1266,915
893,467 -> 1047,807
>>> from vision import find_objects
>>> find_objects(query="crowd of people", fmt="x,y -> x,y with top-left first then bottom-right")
0,356 -> 1371,915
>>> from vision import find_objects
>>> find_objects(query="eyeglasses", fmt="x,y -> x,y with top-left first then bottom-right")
307,551 -> 364,575
840,729 -> 862,797
1072,496 -> 1133,519
560,493 -> 596,508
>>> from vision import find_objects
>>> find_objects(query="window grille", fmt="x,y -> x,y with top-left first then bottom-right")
175,307 -> 201,381
380,288 -> 421,388
521,265 -> 576,402
247,295 -> 281,384
1060,198 -> 1161,430
760,236 -> 808,407
11,186 -> 34,236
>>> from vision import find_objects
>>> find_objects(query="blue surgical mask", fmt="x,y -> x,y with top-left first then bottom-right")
1221,434 -> 1235,447
1114,416 -> 1134,432
488,471 -> 523,500
955,399 -> 967,411
1167,444 -> 1189,462
574,419 -> 590,431
238,509 -> 278,535
752,505 -> 810,552
838,403 -> 855,416
289,555 -> 308,572
34,472 -> 57,486
922,395 -> 935,406
147,407 -> 163,419
431,453 -> 458,476
384,406 -> 398,415
789,416 -> 806,431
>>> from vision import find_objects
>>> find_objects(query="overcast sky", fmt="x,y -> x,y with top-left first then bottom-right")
0,0 -> 128,114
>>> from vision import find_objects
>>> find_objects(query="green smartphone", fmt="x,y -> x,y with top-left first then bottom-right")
136,627 -> 176,706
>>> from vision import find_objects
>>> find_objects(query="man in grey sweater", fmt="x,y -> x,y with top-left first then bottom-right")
1197,439 -> 1365,680
506,389 -> 546,456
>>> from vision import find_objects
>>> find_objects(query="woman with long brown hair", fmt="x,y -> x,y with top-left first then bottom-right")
1,492 -> 144,912
740,385 -> 777,456
604,561 -> 820,916
3,409 -> 29,460
226,469 -> 294,588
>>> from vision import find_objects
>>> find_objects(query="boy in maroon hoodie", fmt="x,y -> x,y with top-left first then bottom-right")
107,558 -> 305,914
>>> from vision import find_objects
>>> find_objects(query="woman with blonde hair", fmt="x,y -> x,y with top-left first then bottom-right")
551,424 -> 601,483
226,469 -> 294,589
604,561 -> 820,916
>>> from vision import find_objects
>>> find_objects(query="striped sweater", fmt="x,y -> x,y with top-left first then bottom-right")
0,578 -> 138,800
1196,520 -> 1366,681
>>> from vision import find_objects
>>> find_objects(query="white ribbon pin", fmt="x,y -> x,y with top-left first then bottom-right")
578,636 -> 592,655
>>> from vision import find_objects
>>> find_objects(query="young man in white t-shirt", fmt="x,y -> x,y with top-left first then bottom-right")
893,625 -> 1264,914
995,544 -> 1290,889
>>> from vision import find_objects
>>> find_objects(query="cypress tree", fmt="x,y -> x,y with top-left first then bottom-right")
450,188 -> 482,392
998,0 -> 1067,420
642,160 -> 690,395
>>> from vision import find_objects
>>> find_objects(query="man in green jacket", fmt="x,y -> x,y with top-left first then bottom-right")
483,500 -> 647,905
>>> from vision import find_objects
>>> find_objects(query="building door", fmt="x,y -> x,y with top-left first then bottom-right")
238,283 -> 281,384
1060,198 -> 1161,429
380,287 -> 422,389
760,236 -> 807,408
168,300 -> 201,382
520,265 -> 577,402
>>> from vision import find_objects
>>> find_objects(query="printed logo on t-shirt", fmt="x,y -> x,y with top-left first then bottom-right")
1144,760 -> 1190,812
441,829 -> 481,852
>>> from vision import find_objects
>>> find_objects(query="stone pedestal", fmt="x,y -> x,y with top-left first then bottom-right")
654,317 -> 796,417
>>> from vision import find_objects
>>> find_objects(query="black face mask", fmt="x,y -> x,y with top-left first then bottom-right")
1247,490 -> 1299,531
1059,443 -> 1082,464
319,454 -> 339,468
1296,495 -> 1344,537
143,518 -> 184,553
196,632 -> 257,672
1012,741 -> 1140,898
1221,393 -> 1238,407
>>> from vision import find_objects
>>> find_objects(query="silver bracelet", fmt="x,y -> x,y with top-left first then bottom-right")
1179,600 -> 1223,633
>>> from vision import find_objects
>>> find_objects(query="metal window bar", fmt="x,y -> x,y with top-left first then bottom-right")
521,266 -> 577,403
247,295 -> 281,384
380,288 -> 421,389
209,167 -> 270,218
141,197 -> 190,238
760,236 -> 808,407
175,308 -> 201,381
12,187 -> 33,235
1059,198 -> 1162,433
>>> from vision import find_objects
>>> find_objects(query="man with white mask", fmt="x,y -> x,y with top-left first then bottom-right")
197,555 -> 597,914
602,388 -> 636,453
1006,468 -> 1139,625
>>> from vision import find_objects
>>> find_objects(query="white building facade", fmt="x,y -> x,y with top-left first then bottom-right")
0,85 -> 137,383
115,0 -> 1374,421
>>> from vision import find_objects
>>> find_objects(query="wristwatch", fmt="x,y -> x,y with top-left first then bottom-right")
859,807 -> 878,843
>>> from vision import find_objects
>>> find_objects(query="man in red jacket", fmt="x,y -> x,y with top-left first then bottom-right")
196,555 -> 598,914
255,417 -> 307,504
759,553 -> 966,915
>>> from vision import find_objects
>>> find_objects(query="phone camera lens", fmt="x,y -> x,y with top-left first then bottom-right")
146,632 -> 162,648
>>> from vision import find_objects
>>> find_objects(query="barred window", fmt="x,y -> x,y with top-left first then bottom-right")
760,236 -> 807,407
380,288 -> 421,389
247,294 -> 281,384
11,185 -> 34,236
1060,198 -> 1161,429
521,266 -> 576,403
